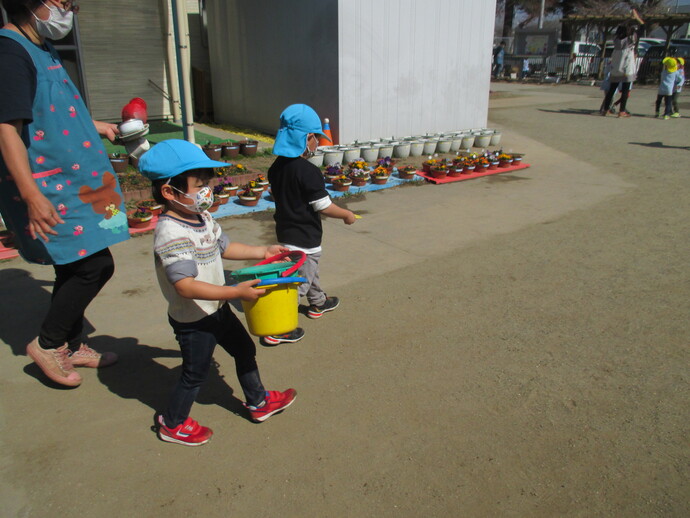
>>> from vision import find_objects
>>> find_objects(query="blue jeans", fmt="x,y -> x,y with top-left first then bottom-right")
163,303 -> 265,427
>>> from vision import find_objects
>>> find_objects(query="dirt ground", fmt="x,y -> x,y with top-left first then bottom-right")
0,82 -> 688,517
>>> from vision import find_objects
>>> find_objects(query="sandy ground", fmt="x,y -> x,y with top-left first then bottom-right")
0,82 -> 688,517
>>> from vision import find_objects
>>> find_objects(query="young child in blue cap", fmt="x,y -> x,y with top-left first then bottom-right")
138,139 -> 296,446
266,104 -> 357,345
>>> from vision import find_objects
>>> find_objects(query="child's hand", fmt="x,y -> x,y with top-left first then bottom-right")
265,244 -> 290,260
343,211 -> 357,225
235,279 -> 266,301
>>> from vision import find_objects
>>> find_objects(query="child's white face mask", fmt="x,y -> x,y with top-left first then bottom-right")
33,1 -> 74,40
169,185 -> 214,213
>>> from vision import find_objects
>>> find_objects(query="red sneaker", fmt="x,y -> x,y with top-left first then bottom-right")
157,415 -> 213,446
245,389 -> 297,422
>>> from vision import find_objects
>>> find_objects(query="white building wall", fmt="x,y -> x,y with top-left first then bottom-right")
207,0 -> 495,143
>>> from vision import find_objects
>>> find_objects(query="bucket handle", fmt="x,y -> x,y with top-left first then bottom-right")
254,276 -> 306,287
254,250 -> 306,277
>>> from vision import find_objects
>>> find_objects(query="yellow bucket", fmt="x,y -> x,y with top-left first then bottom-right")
241,277 -> 305,336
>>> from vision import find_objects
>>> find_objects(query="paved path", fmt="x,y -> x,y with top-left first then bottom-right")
0,82 -> 688,517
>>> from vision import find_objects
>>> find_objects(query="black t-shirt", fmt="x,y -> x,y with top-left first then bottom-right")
267,156 -> 329,249
0,35 -> 37,128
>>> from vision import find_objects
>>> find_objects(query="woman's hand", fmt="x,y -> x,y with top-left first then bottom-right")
92,120 -> 120,143
25,191 -> 64,241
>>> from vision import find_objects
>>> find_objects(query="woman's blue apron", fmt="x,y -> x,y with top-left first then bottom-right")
0,29 -> 128,265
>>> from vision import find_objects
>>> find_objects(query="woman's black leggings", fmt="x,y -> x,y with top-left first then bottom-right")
39,248 -> 115,349
603,81 -> 631,113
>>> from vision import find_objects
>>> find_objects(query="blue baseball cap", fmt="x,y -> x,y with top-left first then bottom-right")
138,139 -> 228,181
273,104 -> 331,158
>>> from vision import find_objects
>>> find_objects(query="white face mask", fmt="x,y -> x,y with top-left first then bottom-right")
169,185 -> 214,213
33,2 -> 74,41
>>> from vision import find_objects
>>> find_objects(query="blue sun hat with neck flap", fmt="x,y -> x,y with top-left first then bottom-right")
273,104 -> 331,158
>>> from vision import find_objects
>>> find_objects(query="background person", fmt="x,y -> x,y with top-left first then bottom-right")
492,41 -> 506,80
0,0 -> 127,387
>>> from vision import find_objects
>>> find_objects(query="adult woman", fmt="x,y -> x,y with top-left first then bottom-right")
601,9 -> 645,117
0,0 -> 128,386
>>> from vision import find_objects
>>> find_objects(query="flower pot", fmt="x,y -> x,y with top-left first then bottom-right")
203,145 -> 222,160
324,174 -> 340,184
350,177 -> 369,186
489,131 -> 502,146
448,168 -> 463,177
498,160 -> 512,168
307,151 -> 324,167
408,140 -> 424,156
332,181 -> 351,192
512,157 -> 522,165
109,154 -> 129,174
224,185 -> 239,195
239,140 -> 258,156
398,170 -> 416,180
474,133 -> 491,148
323,148 -> 344,167
250,187 -> 264,196
238,195 -> 259,206
436,138 -> 452,154
377,144 -> 394,158
257,181 -> 270,191
126,210 -> 153,229
430,168 -> 448,179
216,193 -> 230,205
208,199 -> 221,213
342,147 -> 361,163
393,142 -> 411,158
488,162 -> 499,170
222,142 -> 240,158
136,201 -> 163,216
460,135 -> 475,149
371,176 -> 389,185
475,164 -> 488,172
359,147 -> 378,163
422,139 -> 437,155
463,166 -> 476,174
449,136 -> 463,152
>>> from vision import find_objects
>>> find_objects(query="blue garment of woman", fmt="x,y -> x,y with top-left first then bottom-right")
0,29 -> 128,265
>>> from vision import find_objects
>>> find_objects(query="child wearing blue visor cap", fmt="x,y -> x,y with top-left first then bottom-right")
267,105 -> 357,345
138,139 -> 297,446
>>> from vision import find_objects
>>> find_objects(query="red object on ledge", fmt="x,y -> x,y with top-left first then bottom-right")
121,97 -> 148,123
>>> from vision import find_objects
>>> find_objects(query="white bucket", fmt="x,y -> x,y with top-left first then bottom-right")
436,138 -> 452,154
306,152 -> 324,167
408,141 -> 424,156
342,147 -> 361,163
393,142 -> 411,158
323,148 -> 344,166
360,146 -> 379,162
422,139 -> 437,155
460,134 -> 475,149
490,131 -> 502,146
377,144 -> 394,158
474,132 -> 491,148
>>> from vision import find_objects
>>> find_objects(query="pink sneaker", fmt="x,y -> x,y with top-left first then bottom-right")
26,338 -> 82,387
157,415 -> 213,446
245,389 -> 297,422
69,343 -> 118,368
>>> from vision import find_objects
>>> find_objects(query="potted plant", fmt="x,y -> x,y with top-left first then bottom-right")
255,174 -> 269,191
330,174 -> 352,192
219,176 -> 238,196
246,179 -> 265,197
463,159 -> 476,174
348,168 -> 370,186
109,153 -> 129,174
375,156 -> 395,173
475,156 -> 489,172
429,163 -> 448,179
324,163 -> 343,184
497,153 -> 513,167
221,141 -> 240,158
237,184 -> 260,206
126,208 -> 153,229
397,165 -> 417,180
348,159 -> 369,171
421,157 -> 439,173
449,159 -> 465,177
239,139 -> 259,156
202,141 -> 222,160
136,198 -> 164,216
213,185 -> 230,205
371,166 -> 390,185
512,153 -> 523,165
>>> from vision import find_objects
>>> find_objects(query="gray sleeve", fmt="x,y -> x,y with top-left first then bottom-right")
165,259 -> 198,284
218,233 -> 230,255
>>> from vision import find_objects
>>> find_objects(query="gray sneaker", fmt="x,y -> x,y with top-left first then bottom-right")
307,296 -> 340,319
26,338 -> 82,387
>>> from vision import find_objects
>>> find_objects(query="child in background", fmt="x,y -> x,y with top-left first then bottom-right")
267,104 -> 356,345
655,57 -> 682,119
671,57 -> 684,118
138,139 -> 296,446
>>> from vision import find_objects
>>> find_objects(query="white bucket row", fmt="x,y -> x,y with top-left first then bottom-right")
311,129 -> 502,167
